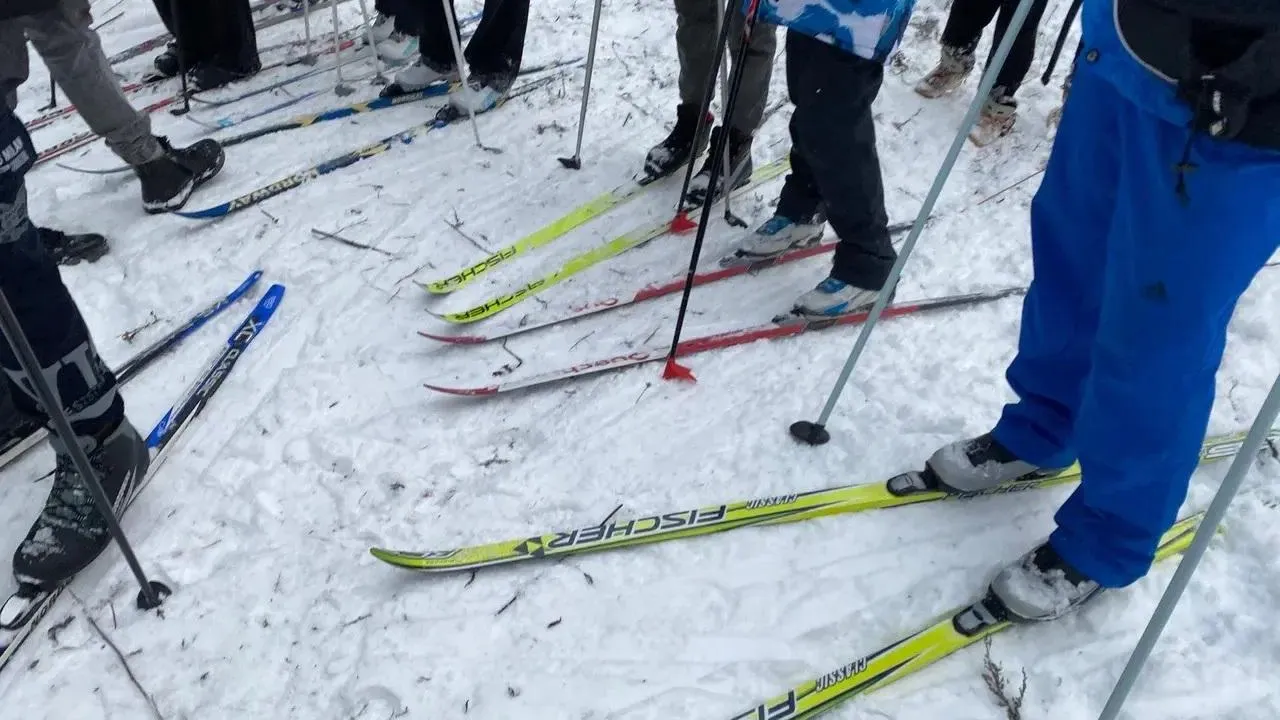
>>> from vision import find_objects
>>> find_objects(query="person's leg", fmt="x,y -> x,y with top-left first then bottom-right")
417,0 -> 461,71
0,107 -> 148,589
0,20 -> 30,111
916,0 -> 1001,97
1049,91 -> 1280,591
724,8 -> 776,137
987,0 -> 1050,96
783,31 -> 895,315
21,0 -> 162,166
462,0 -> 529,78
189,0 -> 261,89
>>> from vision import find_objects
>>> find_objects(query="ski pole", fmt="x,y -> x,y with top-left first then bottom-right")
439,0 -> 498,153
355,0 -> 390,85
330,0 -> 354,94
557,0 -> 604,169
714,0 -> 747,227
0,288 -> 168,611
1096,370 -> 1280,720
167,0 -> 191,115
660,0 -> 762,382
300,0 -> 316,64
789,0 -> 1039,445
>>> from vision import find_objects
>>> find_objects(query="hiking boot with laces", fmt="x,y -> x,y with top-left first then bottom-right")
37,227 -> 108,265
915,42 -> 976,99
135,136 -> 225,213
11,420 -> 149,590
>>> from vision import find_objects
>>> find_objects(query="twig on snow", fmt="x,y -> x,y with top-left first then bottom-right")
978,169 -> 1045,206
492,341 -> 524,377
445,208 -> 491,253
120,312 -> 160,343
495,591 -> 520,617
982,636 -> 1027,720
70,591 -> 166,720
310,228 -> 399,258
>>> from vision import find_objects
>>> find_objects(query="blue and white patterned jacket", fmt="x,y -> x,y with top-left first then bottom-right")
753,0 -> 917,62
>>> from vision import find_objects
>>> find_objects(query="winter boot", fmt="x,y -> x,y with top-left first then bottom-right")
914,42 -> 976,99
10,420 -> 150,591
381,57 -> 461,97
990,542 -> 1102,621
969,86 -> 1018,147
189,60 -> 261,92
720,213 -> 826,267
134,136 -> 225,214
448,71 -> 515,116
643,103 -> 712,181
152,42 -> 182,78
890,432 -> 1071,496
791,277 -> 885,318
687,125 -> 753,206
37,228 -> 108,266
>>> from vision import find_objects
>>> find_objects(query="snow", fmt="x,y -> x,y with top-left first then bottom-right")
2,0 -> 1279,718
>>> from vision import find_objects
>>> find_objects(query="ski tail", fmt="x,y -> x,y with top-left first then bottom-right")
729,512 -> 1208,719
146,283 -> 285,454
0,271 -> 264,472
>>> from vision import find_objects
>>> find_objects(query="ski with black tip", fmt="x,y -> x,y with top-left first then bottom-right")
0,283 -> 285,673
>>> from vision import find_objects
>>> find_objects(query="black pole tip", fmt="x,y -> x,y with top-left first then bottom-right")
136,580 -> 172,610
169,107 -> 189,117
789,420 -> 830,446
558,156 -> 582,170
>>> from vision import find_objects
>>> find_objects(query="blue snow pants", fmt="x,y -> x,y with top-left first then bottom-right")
989,51 -> 1280,588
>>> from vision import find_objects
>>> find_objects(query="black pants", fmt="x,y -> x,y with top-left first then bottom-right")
941,0 -> 1049,95
416,0 -> 529,78
776,31 -> 896,292
151,0 -> 260,72
0,108 -> 122,444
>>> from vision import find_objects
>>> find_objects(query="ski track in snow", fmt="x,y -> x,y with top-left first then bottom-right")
2,0 -> 1278,717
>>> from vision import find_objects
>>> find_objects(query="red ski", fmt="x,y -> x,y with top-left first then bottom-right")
423,286 -> 1025,396
419,222 -> 917,345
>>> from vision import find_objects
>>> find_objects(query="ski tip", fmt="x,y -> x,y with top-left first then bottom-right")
424,382 -> 499,397
417,330 -> 488,345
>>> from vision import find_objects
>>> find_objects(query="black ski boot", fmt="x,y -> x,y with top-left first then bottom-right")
37,227 -> 108,266
643,103 -> 712,181
10,420 -> 150,591
152,42 -> 182,78
687,125 -> 753,206
189,60 -> 262,92
135,136 -> 225,214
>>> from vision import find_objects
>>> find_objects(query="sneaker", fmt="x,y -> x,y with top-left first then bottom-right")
792,277 -> 881,317
720,213 -> 826,266
643,103 -> 712,180
907,432 -> 1068,495
687,125 -> 752,206
11,420 -> 150,590
990,541 -> 1102,621
969,86 -> 1017,147
914,43 -> 976,99
448,72 -> 513,115
37,227 -> 108,266
135,136 -> 225,214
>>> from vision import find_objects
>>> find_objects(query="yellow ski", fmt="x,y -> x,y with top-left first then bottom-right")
434,158 -> 791,324
369,426 -> 1275,572
727,512 -> 1207,719
421,172 -> 675,295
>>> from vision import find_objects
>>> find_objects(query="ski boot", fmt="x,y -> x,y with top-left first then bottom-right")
790,277 -> 883,318
380,57 -> 461,98
989,541 -> 1103,622
720,212 -> 826,267
686,125 -> 752,207
886,432 -> 1071,497
643,103 -> 712,182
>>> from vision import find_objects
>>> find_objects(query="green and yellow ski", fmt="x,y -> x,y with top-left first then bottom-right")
726,512 -> 1207,719
421,172 -> 675,295
433,158 -> 791,323
369,426 -> 1276,572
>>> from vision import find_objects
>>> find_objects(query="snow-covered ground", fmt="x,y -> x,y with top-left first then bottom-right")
2,0 -> 1278,717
